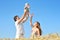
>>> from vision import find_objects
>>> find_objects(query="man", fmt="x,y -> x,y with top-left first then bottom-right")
14,12 -> 29,38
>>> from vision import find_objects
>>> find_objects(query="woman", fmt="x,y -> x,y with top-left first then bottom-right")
30,15 -> 42,37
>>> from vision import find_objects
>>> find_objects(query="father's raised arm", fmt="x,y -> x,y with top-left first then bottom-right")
17,12 -> 27,24
21,14 -> 29,23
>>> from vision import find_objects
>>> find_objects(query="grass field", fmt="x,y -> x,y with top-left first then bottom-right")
0,33 -> 60,40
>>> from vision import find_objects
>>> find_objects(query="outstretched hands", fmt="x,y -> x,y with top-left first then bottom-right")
30,13 -> 34,27
29,13 -> 34,18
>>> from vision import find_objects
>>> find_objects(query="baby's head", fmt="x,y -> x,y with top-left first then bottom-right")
25,3 -> 30,8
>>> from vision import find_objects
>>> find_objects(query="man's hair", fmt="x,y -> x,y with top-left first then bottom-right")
14,15 -> 18,22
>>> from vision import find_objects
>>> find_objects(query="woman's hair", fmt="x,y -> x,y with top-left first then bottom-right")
36,22 -> 42,35
14,15 -> 18,22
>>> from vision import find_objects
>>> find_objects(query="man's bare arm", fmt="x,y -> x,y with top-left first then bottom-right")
22,14 -> 29,23
17,12 -> 27,24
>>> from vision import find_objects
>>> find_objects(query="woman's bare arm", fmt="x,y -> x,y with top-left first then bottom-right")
37,30 -> 40,37
30,14 -> 33,27
36,29 -> 40,37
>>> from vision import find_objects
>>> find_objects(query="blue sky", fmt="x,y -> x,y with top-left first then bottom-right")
0,0 -> 60,38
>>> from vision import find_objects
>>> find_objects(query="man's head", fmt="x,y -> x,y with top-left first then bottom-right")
14,15 -> 20,22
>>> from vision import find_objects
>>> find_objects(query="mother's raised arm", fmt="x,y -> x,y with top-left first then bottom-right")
30,14 -> 34,27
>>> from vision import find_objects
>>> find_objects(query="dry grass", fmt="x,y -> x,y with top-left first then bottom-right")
0,33 -> 60,40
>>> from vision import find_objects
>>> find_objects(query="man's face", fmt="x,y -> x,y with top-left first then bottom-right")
16,17 -> 20,21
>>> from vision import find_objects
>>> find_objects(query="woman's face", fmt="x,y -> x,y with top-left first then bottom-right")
34,22 -> 40,28
34,22 -> 38,27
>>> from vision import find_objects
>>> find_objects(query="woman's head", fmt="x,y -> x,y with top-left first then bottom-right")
34,22 -> 40,27
34,21 -> 42,35
14,15 -> 20,22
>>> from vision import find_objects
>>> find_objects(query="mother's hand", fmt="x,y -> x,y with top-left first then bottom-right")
30,13 -> 34,18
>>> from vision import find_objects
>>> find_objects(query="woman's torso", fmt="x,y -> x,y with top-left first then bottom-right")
31,27 -> 38,36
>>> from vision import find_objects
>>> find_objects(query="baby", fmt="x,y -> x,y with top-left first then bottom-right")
24,3 -> 31,17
